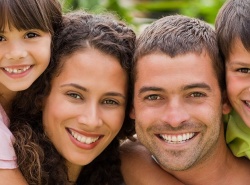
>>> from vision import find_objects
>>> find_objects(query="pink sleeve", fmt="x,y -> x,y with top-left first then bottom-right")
0,105 -> 17,169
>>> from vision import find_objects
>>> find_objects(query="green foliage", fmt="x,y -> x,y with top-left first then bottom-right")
62,0 -> 226,26
179,0 -> 225,24
134,0 -> 225,24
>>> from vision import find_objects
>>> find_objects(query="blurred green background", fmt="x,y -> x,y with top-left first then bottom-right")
62,0 -> 226,32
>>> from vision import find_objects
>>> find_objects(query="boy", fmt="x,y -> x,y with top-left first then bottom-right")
215,0 -> 250,158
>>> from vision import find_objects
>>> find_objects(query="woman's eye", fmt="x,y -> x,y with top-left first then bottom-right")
237,68 -> 250,73
103,99 -> 118,105
67,93 -> 81,99
0,35 -> 6,42
190,92 -> 205,97
25,32 -> 39,39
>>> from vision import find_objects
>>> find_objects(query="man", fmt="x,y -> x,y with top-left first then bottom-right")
120,15 -> 250,185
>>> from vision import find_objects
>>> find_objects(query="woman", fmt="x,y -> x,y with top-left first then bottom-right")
10,11 -> 135,185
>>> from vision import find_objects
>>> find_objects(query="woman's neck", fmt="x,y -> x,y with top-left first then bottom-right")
66,161 -> 83,184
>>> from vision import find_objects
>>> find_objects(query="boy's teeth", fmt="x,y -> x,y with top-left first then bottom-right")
70,130 -> 99,144
245,101 -> 250,107
160,133 -> 195,144
4,66 -> 31,74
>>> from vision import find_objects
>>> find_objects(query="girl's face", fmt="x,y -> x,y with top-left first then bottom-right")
42,48 -> 128,173
0,25 -> 51,92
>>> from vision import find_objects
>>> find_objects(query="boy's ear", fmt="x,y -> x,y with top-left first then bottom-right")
129,106 -> 135,119
222,101 -> 231,115
222,91 -> 232,115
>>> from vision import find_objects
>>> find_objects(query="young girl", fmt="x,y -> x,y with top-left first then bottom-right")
0,0 -> 62,184
10,11 -> 135,185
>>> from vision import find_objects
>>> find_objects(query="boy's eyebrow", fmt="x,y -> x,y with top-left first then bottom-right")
182,83 -> 211,91
227,61 -> 250,66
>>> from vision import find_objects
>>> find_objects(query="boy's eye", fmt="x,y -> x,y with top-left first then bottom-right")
237,68 -> 250,73
103,99 -> 118,105
146,95 -> 161,100
190,92 -> 205,97
0,35 -> 6,41
25,32 -> 39,39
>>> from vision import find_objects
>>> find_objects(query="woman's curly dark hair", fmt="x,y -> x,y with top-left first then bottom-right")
10,11 -> 136,185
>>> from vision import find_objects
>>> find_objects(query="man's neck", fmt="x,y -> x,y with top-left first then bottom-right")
167,139 -> 250,185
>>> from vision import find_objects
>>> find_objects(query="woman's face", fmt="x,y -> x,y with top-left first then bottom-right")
42,48 -> 128,170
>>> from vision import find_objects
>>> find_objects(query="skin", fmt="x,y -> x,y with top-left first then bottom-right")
0,25 -> 51,110
42,48 -> 128,182
0,169 -> 28,185
226,39 -> 250,127
122,51 -> 250,185
120,139 -> 185,185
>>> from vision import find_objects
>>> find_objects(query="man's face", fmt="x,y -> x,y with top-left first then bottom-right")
131,52 -> 230,171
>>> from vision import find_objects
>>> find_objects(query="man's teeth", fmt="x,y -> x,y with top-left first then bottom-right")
160,133 -> 195,144
70,130 -> 99,144
4,66 -> 30,74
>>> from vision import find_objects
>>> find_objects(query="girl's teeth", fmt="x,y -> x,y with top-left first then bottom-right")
4,66 -> 31,74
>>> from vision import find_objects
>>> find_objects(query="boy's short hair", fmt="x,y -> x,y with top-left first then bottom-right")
215,0 -> 250,60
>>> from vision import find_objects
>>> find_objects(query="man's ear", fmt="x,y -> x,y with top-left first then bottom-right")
222,91 -> 232,115
129,106 -> 135,119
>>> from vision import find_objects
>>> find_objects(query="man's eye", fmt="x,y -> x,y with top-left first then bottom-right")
0,36 -> 6,41
25,32 -> 39,39
237,68 -> 250,73
190,92 -> 205,97
146,95 -> 161,100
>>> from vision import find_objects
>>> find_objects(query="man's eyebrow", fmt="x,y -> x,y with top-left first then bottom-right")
60,83 -> 87,91
138,86 -> 165,94
183,83 -> 211,91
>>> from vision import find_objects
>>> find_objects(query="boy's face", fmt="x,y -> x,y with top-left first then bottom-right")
226,39 -> 250,127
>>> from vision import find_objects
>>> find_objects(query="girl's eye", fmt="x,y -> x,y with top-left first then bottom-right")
237,68 -> 250,73
0,35 -> 6,42
190,92 -> 205,97
25,32 -> 39,39
67,92 -> 81,99
103,99 -> 118,105
146,95 -> 161,100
